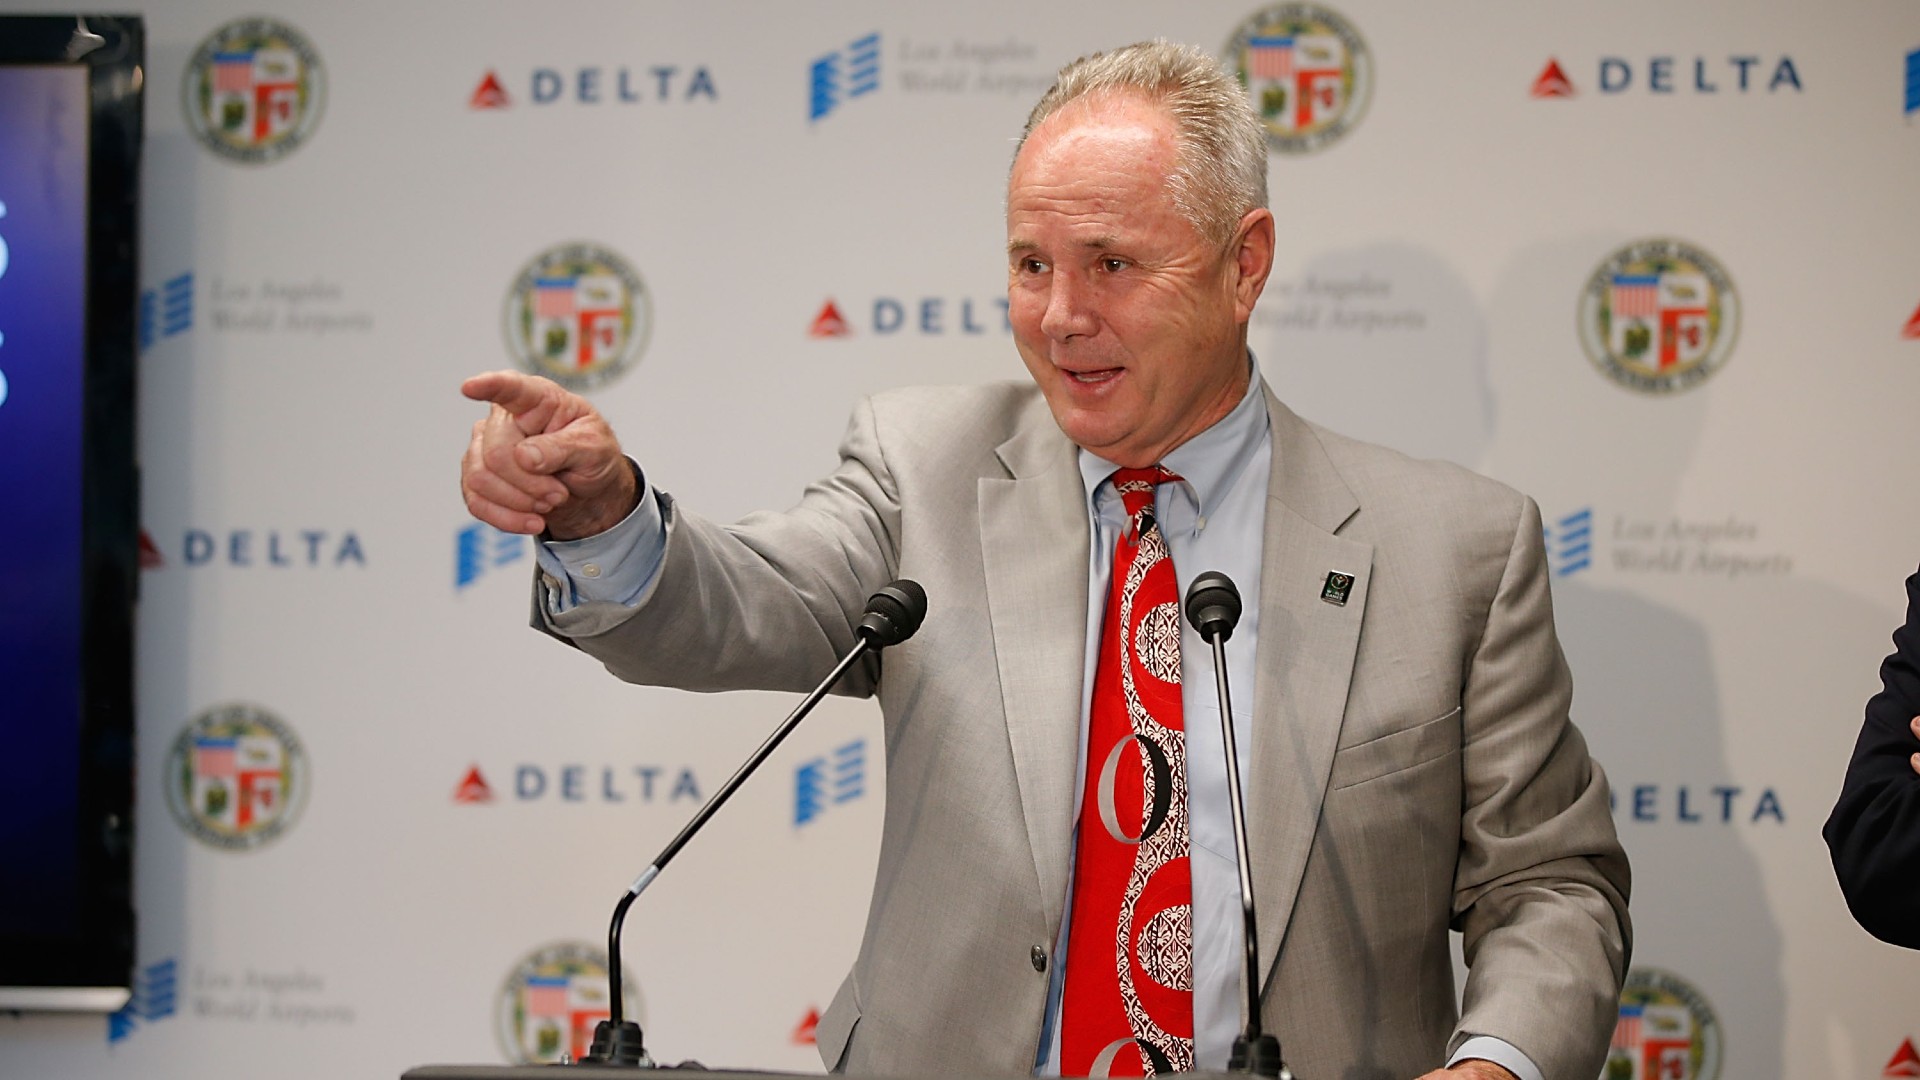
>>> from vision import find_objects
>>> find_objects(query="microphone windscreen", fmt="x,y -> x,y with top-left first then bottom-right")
1184,570 -> 1242,641
859,579 -> 927,647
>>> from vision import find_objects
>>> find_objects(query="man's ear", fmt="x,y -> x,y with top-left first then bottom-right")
1230,208 -> 1276,321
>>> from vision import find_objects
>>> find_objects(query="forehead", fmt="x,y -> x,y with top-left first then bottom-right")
1007,94 -> 1181,231
1022,92 -> 1177,167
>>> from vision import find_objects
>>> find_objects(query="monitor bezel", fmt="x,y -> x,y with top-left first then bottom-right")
0,13 -> 143,1013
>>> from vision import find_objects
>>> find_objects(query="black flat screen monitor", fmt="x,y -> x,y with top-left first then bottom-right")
0,14 -> 142,1013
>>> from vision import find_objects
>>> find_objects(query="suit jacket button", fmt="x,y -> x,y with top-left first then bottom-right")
1030,946 -> 1047,973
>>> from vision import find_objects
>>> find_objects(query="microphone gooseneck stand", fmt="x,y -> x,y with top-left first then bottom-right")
580,580 -> 928,1068
1184,571 -> 1292,1080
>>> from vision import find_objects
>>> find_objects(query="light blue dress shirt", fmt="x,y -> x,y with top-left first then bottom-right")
533,366 -> 1540,1080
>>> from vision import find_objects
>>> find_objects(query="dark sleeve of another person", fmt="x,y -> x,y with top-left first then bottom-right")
1824,566 -> 1920,949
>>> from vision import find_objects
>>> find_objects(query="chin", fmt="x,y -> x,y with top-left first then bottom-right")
1052,417 -> 1128,457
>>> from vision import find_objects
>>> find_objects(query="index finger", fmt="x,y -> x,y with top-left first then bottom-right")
462,370 -> 553,416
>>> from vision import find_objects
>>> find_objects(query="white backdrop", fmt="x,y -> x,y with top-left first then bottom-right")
2,2 -> 1918,1078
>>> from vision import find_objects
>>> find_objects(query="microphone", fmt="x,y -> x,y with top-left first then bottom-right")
1183,572 -> 1292,1079
581,580 -> 929,1067
1185,570 -> 1242,644
857,579 -> 926,647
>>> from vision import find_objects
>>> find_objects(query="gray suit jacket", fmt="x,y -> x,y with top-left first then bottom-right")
542,381 -> 1630,1080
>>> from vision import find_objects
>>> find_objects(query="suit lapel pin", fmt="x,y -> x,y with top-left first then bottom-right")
1321,570 -> 1355,607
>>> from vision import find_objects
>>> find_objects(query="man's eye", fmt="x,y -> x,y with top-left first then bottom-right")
1022,258 -> 1048,274
1101,258 -> 1127,272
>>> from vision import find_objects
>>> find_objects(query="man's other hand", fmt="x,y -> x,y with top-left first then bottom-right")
1415,1062 -> 1518,1080
1910,716 -> 1919,776
460,371 -> 638,540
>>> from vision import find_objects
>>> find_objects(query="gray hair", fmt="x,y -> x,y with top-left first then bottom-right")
1017,40 -> 1269,247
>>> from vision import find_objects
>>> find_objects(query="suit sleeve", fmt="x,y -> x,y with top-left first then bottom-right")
1450,497 -> 1633,1080
1823,567 -> 1920,949
532,395 -> 902,697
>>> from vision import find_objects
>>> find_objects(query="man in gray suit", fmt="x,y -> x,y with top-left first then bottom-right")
460,41 -> 1628,1080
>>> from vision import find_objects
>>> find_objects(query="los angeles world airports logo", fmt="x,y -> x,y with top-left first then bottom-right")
1579,239 -> 1739,394
503,243 -> 651,393
495,943 -> 636,1065
164,703 -> 309,850
1225,4 -> 1372,154
183,18 -> 326,163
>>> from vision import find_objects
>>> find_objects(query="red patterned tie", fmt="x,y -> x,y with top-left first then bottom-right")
1062,466 -> 1194,1078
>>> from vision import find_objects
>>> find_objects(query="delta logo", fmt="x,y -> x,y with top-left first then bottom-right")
1531,59 -> 1575,99
138,527 -> 367,569
468,64 -> 716,109
1902,301 -> 1920,341
792,1007 -> 820,1046
454,765 -> 494,804
454,763 -> 703,806
1532,54 -> 1801,98
1609,782 -> 1784,825
1887,1038 -> 1920,1078
808,296 -> 1010,338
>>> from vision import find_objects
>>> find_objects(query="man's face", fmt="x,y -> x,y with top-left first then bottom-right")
1006,93 -> 1271,468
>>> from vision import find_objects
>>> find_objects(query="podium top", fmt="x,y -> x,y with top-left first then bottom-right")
403,1060 -> 802,1068
403,1060 -> 1274,1068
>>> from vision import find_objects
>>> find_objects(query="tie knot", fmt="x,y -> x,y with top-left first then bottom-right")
1110,465 -> 1180,521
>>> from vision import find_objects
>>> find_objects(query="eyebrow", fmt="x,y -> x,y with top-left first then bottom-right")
1005,234 -> 1124,257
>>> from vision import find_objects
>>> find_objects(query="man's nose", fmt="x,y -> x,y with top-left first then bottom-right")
1040,272 -> 1098,341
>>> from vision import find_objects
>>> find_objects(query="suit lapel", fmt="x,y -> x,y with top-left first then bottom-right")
980,417 -> 1090,934
1249,390 -> 1373,990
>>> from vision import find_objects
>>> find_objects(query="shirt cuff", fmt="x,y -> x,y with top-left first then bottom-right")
1448,1036 -> 1543,1080
534,464 -> 666,612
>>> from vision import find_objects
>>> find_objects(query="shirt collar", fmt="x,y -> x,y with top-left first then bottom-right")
1076,356 -> 1270,517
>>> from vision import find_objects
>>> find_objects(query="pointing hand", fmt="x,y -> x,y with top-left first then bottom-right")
460,370 -> 638,540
